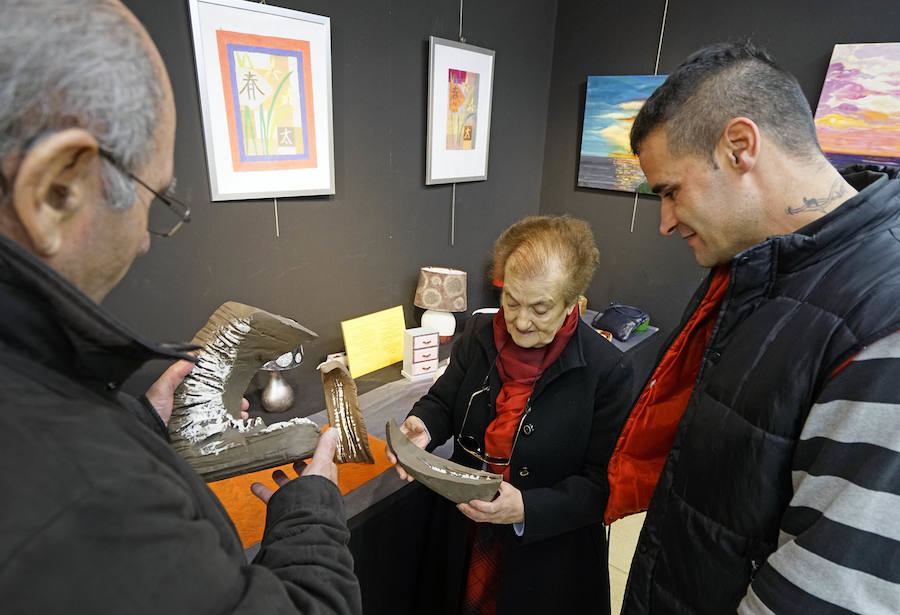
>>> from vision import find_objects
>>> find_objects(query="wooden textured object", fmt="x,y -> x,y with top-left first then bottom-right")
168,301 -> 320,482
318,360 -> 374,464
385,419 -> 501,503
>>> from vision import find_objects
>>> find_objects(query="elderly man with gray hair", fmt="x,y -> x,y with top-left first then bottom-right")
0,1 -> 360,613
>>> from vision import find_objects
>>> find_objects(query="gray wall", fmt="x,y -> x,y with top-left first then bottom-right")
113,0 -> 557,415
540,0 -> 900,363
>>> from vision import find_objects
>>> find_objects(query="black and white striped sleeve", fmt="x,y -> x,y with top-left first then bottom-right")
739,331 -> 900,615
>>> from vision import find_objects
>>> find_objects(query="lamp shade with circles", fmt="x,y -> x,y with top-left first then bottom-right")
414,267 -> 467,341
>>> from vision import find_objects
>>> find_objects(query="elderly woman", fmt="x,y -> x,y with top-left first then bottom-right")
387,215 -> 633,615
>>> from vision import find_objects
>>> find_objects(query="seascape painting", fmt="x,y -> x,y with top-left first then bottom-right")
813,42 -> 900,170
216,30 -> 317,172
446,69 -> 480,150
578,75 -> 667,193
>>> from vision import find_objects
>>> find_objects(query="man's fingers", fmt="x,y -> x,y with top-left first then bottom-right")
241,398 -> 250,412
250,482 -> 273,504
292,459 -> 308,475
272,469 -> 290,487
146,360 -> 194,401
300,428 -> 339,482
162,359 -> 195,389
145,359 -> 197,426
312,428 -> 339,464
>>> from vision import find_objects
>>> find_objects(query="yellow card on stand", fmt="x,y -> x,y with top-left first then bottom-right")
340,305 -> 405,378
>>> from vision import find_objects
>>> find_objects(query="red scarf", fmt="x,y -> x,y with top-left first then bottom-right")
485,306 -> 579,479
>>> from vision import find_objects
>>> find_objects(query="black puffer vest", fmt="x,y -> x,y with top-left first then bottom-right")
623,170 -> 900,614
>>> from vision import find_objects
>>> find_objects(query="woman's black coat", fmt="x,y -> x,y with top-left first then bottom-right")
408,314 -> 634,614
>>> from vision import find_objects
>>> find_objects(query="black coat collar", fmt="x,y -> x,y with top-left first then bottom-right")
0,235 -> 195,393
738,172 -> 899,275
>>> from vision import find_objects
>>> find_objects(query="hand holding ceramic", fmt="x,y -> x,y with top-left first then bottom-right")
385,415 -> 430,482
457,481 -> 524,525
250,428 -> 340,504
146,359 -> 251,426
145,360 -> 195,426
298,427 -> 340,483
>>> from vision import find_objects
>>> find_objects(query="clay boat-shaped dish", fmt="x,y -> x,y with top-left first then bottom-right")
385,419 -> 501,503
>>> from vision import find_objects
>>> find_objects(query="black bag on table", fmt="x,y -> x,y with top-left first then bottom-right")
591,302 -> 649,342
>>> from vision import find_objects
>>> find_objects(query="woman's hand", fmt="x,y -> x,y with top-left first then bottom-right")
458,481 -> 524,525
384,415 -> 430,482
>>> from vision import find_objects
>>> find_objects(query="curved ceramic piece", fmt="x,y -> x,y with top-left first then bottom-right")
385,419 -> 501,503
168,301 -> 320,482
317,360 -> 374,464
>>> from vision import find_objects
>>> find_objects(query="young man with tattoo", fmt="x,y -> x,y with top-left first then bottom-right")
607,42 -> 900,614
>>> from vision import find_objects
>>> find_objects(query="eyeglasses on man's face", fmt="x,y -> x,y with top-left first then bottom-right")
98,149 -> 190,237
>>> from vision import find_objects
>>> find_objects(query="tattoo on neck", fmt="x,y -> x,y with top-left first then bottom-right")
787,179 -> 846,215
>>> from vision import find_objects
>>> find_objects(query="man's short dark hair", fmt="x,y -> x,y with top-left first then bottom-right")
630,41 -> 821,162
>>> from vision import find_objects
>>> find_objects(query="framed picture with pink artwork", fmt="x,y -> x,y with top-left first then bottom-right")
813,42 -> 900,170
426,36 -> 495,185
188,0 -> 334,200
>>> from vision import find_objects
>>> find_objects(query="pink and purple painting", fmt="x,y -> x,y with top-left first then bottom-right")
813,42 -> 900,169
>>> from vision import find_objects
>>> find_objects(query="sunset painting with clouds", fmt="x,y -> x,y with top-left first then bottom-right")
578,75 -> 667,193
813,42 -> 900,169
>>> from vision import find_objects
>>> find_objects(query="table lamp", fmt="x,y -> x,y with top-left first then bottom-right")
414,266 -> 467,342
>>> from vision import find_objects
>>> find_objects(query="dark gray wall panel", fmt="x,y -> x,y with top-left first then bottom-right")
112,0 -> 557,416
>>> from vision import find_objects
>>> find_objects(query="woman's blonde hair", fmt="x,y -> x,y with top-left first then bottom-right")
492,215 -> 599,305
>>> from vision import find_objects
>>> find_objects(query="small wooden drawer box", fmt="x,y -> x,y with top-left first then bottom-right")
402,327 -> 440,381
413,332 -> 438,350
413,347 -> 438,363
409,359 -> 438,376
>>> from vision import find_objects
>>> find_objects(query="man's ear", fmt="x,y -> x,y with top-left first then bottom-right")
11,129 -> 100,256
718,117 -> 760,174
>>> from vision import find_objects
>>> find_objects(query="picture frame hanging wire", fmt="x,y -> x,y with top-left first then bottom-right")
631,0 -> 670,233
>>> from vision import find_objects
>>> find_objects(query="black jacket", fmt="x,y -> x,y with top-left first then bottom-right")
623,170 -> 900,613
0,235 -> 361,614
409,313 -> 633,614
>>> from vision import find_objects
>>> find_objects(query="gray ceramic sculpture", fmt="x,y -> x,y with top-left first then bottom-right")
317,360 -> 374,464
168,301 -> 320,482
385,419 -> 501,503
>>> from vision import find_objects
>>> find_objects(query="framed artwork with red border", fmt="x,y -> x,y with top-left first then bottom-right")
188,0 -> 334,200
